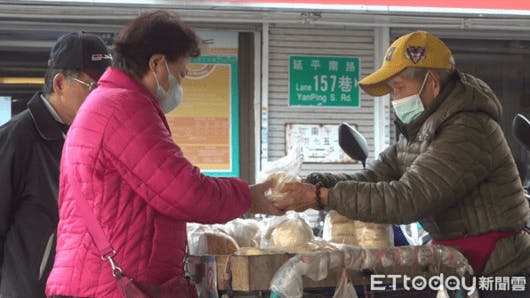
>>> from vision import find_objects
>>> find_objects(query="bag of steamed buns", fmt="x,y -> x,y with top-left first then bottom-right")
187,223 -> 239,255
259,212 -> 316,253
257,144 -> 303,202
323,210 -> 394,249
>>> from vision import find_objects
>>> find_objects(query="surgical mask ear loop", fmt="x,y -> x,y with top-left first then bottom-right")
152,59 -> 172,91
164,60 -> 172,78
152,63 -> 164,91
417,72 -> 430,99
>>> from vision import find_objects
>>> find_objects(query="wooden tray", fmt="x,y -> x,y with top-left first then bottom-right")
190,245 -> 470,292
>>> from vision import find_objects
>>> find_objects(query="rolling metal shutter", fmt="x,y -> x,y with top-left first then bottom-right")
267,24 -> 375,176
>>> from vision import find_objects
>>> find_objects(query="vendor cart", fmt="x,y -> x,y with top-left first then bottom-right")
189,245 -> 474,298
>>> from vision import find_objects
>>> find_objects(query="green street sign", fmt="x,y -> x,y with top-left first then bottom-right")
289,55 -> 360,107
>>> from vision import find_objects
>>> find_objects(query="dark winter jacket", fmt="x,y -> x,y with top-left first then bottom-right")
0,93 -> 66,297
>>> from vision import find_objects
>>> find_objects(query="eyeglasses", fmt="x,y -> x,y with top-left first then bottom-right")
72,77 -> 97,92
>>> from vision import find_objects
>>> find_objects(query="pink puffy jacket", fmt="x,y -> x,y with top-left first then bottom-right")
46,68 -> 251,297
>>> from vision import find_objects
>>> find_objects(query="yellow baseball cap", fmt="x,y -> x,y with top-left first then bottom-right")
359,30 -> 454,96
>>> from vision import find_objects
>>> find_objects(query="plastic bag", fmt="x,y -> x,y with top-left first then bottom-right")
355,221 -> 394,249
332,269 -> 358,298
259,212 -> 314,252
222,218 -> 261,247
323,210 -> 394,248
270,252 -> 341,298
270,246 -> 474,298
436,286 -> 450,298
187,224 -> 239,255
234,247 -> 284,256
322,210 -> 357,245
257,143 -> 303,202
269,255 -> 311,298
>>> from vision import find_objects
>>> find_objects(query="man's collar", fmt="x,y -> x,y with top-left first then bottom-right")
40,94 -> 65,124
28,92 -> 67,141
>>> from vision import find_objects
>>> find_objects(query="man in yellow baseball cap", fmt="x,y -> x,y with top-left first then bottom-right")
360,30 -> 456,124
276,30 -> 530,289
359,30 -> 454,97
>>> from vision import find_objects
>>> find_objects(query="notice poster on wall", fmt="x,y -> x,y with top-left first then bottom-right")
165,31 -> 239,177
285,123 -> 358,163
0,96 -> 11,126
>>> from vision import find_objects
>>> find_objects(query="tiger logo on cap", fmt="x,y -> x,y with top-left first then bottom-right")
406,46 -> 426,64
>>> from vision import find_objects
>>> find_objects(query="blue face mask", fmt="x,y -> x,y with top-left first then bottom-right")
391,73 -> 429,124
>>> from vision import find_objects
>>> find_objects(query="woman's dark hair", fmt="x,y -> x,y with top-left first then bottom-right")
113,11 -> 200,79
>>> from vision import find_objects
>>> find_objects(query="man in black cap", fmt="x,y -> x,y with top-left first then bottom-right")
0,32 -> 111,297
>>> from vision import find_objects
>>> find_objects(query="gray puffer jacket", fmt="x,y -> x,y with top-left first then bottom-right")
310,71 -> 530,276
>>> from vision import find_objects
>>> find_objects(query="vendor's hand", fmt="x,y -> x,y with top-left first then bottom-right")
273,182 -> 320,212
248,180 -> 285,216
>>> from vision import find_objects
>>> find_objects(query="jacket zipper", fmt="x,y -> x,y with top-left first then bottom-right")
39,232 -> 55,280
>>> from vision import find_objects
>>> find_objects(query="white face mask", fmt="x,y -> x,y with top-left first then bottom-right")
391,73 -> 429,124
153,60 -> 183,113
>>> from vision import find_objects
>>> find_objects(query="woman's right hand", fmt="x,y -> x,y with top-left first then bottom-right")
248,180 -> 285,216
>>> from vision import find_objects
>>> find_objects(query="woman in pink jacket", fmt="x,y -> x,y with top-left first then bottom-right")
46,11 -> 282,297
